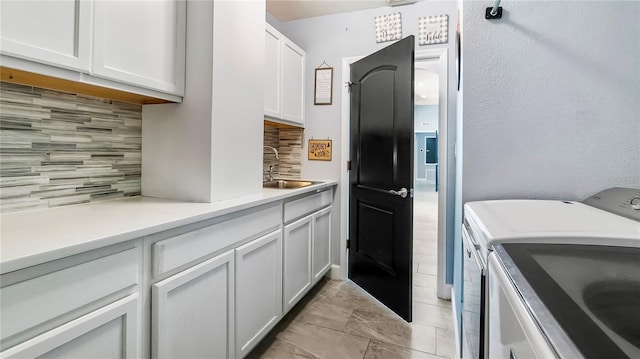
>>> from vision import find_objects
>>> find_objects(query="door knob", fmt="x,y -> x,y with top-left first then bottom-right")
389,188 -> 408,198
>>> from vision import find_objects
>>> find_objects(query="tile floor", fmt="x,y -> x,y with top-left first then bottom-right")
248,183 -> 455,359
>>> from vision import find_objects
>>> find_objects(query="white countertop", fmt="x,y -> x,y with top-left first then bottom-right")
0,181 -> 337,274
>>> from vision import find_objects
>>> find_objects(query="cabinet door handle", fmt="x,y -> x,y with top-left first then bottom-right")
510,348 -> 518,359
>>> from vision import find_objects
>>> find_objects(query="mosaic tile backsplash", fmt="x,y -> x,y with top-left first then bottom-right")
0,82 -> 142,213
263,123 -> 303,180
278,128 -> 303,178
263,125 -> 280,179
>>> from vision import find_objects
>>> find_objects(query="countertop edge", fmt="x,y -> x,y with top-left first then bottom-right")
1,181 -> 338,274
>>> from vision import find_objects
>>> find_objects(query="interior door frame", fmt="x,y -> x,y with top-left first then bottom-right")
339,48 -> 451,300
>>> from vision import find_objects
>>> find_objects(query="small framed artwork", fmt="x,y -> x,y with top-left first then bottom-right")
314,67 -> 333,105
375,12 -> 402,43
308,139 -> 332,161
418,15 -> 449,45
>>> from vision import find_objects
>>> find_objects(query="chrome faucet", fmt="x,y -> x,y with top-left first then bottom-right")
267,165 -> 274,181
263,146 -> 279,159
263,146 -> 279,181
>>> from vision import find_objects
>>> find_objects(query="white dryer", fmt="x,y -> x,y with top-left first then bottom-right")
460,187 -> 640,359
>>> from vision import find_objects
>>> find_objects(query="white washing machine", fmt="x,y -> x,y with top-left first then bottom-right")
460,187 -> 640,359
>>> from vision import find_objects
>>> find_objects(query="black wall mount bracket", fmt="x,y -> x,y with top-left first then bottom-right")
485,6 -> 503,19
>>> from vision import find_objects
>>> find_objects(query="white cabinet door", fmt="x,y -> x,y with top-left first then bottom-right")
312,206 -> 332,283
1,294 -> 139,358
152,250 -> 234,359
281,38 -> 306,126
283,215 -> 313,313
235,230 -> 282,357
264,24 -> 282,119
0,0 -> 91,71
92,0 -> 186,95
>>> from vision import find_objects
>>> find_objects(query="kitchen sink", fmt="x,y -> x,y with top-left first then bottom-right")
262,179 -> 318,189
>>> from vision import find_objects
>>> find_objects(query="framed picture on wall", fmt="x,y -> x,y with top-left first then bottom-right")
314,67 -> 333,105
308,139 -> 332,161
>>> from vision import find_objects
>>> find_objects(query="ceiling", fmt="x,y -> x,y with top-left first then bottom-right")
267,0 -> 408,21
415,62 -> 439,106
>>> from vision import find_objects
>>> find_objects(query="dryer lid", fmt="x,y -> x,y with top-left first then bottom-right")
464,200 -> 640,251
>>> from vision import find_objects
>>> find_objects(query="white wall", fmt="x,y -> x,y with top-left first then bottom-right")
461,1 -> 640,202
143,0 -> 264,202
274,0 -> 458,266
142,0 -> 214,202
210,0 -> 264,201
415,105 -> 439,132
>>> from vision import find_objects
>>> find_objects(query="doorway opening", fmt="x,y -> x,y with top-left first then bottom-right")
339,47 -> 451,315
413,58 -> 443,311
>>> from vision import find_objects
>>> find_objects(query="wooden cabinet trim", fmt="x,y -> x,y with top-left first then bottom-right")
1,67 -> 172,104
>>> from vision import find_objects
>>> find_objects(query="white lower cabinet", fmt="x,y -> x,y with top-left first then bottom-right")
283,216 -> 313,313
235,230 -> 283,357
1,294 -> 139,359
151,250 -> 234,359
312,206 -> 332,284
1,189 -> 335,359
282,203 -> 332,315
0,241 -> 141,358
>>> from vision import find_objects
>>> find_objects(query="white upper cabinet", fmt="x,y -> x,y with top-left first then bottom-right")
0,0 -> 92,72
0,0 -> 186,99
281,38 -> 305,125
264,23 -> 305,127
264,25 -> 282,119
92,0 -> 186,96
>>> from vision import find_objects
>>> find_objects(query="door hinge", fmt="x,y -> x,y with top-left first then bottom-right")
345,81 -> 356,93
346,239 -> 350,249
347,160 -> 351,171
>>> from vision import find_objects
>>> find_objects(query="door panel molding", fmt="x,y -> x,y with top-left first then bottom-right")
359,65 -> 397,82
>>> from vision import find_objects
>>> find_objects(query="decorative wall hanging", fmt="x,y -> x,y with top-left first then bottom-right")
418,15 -> 449,45
308,139 -> 332,161
375,12 -> 402,43
314,61 -> 333,105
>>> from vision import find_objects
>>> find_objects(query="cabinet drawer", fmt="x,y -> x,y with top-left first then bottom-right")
284,189 -> 332,224
1,247 -> 139,343
152,204 -> 281,278
1,294 -> 139,359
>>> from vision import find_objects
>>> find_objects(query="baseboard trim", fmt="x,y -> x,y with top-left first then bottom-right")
451,287 -> 462,359
329,264 -> 345,280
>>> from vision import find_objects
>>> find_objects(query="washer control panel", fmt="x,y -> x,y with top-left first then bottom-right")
583,187 -> 640,222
